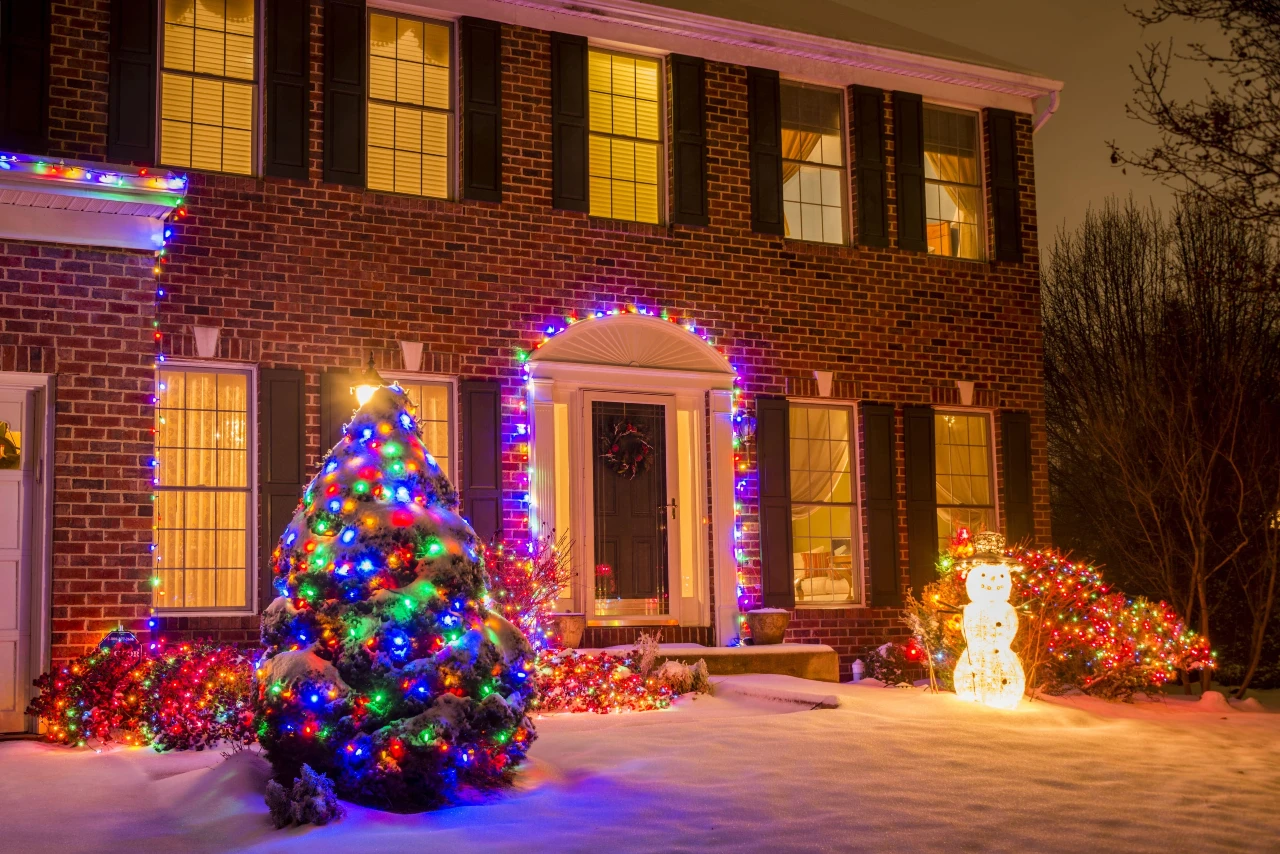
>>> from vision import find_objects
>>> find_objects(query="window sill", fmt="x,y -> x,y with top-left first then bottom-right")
924,251 -> 987,265
579,215 -> 669,239
780,237 -> 849,255
793,602 -> 866,610
153,608 -> 259,618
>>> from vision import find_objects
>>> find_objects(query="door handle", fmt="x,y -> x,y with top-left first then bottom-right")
658,499 -> 677,519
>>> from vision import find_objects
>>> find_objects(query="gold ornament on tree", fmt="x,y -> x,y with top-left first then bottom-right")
953,532 -> 1026,710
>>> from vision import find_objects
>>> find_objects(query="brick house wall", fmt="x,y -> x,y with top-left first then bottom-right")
1,3 -> 1049,675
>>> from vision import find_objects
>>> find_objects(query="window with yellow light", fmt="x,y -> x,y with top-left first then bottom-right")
367,12 -> 452,198
160,0 -> 257,176
588,49 -> 662,224
154,367 -> 254,611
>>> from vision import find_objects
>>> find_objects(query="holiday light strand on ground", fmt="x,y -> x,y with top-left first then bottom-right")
514,305 -> 752,642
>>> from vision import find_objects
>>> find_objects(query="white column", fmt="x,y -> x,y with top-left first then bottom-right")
709,388 -> 739,645
529,378 -> 556,538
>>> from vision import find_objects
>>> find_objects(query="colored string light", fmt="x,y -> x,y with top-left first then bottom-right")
515,305 -> 753,644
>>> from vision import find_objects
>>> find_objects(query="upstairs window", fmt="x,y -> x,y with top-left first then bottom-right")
367,12 -> 452,198
154,365 -> 255,611
934,411 -> 994,549
588,48 -> 662,224
160,0 -> 256,175
781,82 -> 846,244
924,106 -> 983,259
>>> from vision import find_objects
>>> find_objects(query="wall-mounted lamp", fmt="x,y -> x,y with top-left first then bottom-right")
353,352 -> 385,406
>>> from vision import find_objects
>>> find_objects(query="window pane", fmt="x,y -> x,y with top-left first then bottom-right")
154,369 -> 251,610
792,503 -> 858,605
781,83 -> 846,244
924,106 -> 982,259
160,0 -> 255,175
367,13 -> 451,199
587,49 -> 663,224
933,413 -> 993,549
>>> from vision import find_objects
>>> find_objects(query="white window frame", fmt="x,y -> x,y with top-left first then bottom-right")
155,0 -> 262,177
921,101 -> 987,262
585,44 -> 668,226
153,359 -> 259,616
364,7 -> 457,200
382,371 -> 458,484
932,406 -> 999,549
787,398 -> 864,608
778,79 -> 850,246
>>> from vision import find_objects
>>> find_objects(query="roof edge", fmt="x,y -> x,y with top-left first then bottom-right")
497,0 -> 1064,102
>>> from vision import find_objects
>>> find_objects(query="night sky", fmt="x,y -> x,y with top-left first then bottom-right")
834,0 -> 1216,244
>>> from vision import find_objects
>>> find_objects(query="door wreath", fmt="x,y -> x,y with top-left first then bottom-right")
600,419 -> 653,479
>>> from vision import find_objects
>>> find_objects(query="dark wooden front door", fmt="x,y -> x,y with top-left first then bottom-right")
592,400 -> 668,613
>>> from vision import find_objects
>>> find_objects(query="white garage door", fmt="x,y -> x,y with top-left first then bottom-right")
0,388 -> 35,733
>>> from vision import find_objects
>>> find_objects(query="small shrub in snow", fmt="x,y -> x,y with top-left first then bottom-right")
265,764 -> 345,829
656,659 -> 711,695
864,642 -> 923,687
635,630 -> 662,679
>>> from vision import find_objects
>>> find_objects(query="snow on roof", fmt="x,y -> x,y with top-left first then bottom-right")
631,0 -> 1044,78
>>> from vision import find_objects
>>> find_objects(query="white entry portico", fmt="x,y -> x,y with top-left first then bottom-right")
524,313 -> 741,644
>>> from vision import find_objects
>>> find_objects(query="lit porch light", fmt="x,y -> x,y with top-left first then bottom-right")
353,352 -> 385,406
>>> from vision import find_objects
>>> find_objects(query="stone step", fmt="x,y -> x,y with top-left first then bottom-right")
578,642 -> 841,683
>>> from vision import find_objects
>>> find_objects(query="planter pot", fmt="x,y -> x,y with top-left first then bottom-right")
746,608 -> 790,645
547,612 -> 587,649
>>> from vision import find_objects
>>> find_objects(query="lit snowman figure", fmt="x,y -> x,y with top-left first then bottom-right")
953,531 -> 1025,709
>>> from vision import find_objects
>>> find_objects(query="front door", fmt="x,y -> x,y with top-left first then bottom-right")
591,399 -> 670,618
0,388 -> 35,732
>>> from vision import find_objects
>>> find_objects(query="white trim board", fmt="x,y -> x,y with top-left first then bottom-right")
378,0 -> 1063,117
0,371 -> 54,734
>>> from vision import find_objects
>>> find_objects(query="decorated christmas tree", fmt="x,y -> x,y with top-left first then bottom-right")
255,386 -> 537,811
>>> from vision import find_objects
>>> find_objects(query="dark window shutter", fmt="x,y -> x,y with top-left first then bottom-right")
550,32 -> 588,212
893,91 -> 926,252
323,0 -> 366,186
988,108 -> 1022,262
265,0 -> 311,180
461,379 -> 502,544
746,67 -> 783,235
0,0 -> 49,154
670,54 -> 708,226
756,396 -> 794,609
862,403 -> 900,607
260,369 -> 307,609
461,17 -> 502,202
319,370 -> 356,452
107,0 -> 156,163
1001,411 -> 1034,545
852,85 -> 888,247
903,405 -> 936,594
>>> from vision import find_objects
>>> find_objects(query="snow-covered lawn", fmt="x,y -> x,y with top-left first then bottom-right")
1,677 -> 1277,853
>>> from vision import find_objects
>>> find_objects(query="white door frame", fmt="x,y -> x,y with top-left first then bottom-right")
0,372 -> 54,733
524,313 -> 739,642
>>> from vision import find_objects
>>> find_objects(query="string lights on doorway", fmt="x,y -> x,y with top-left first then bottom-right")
511,304 -> 753,642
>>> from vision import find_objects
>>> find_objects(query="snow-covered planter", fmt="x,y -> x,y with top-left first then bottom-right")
546,612 -> 586,649
746,608 -> 790,645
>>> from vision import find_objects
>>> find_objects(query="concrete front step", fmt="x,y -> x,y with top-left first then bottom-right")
580,642 -> 841,683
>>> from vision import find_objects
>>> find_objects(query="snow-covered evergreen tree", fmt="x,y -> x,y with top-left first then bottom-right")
255,386 -> 536,811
